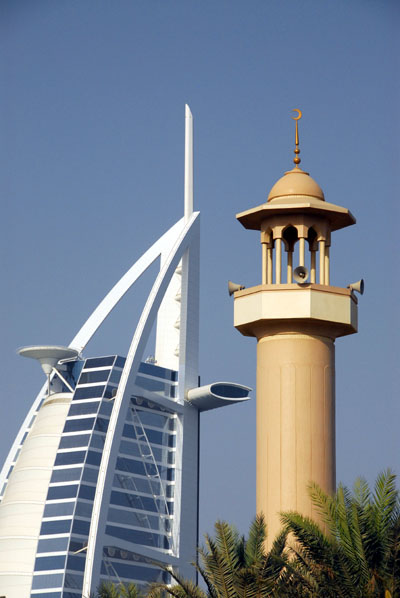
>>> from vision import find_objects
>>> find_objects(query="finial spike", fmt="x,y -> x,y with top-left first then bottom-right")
291,109 -> 302,166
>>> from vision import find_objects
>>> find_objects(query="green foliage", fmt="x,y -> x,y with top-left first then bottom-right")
97,472 -> 400,598
147,514 -> 289,598
281,469 -> 400,598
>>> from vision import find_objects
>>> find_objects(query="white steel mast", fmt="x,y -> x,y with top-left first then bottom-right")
155,105 -> 198,373
184,104 -> 193,221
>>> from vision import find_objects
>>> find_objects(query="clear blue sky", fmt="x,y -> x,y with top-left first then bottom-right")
1,0 -> 399,542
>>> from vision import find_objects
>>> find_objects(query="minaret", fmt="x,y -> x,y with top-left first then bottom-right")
233,111 -> 362,544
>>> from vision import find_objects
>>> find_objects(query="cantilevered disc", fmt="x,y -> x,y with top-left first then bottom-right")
18,345 -> 79,375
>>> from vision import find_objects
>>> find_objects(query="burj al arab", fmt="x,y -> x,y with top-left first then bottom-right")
0,106 -> 250,598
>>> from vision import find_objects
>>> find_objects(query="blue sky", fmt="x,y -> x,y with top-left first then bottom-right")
1,0 -> 399,541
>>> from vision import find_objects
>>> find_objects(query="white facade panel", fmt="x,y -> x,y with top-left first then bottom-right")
0,393 -> 72,597
0,503 -> 44,536
0,574 -> 32,598
0,538 -> 38,570
0,469 -> 51,503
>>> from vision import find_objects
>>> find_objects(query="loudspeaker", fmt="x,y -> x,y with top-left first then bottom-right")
228,281 -> 245,296
348,279 -> 364,295
293,266 -> 309,283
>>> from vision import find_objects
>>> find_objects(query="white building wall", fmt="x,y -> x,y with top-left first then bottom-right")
0,392 -> 72,598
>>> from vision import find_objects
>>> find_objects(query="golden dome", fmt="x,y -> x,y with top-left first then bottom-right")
267,166 -> 325,202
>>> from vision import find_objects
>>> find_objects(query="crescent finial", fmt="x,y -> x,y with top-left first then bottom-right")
291,109 -> 302,166
292,108 -> 302,121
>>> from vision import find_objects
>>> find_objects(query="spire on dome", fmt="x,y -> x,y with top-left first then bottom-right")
292,108 -> 302,167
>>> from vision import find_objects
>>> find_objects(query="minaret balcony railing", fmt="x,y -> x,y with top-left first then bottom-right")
233,283 -> 358,340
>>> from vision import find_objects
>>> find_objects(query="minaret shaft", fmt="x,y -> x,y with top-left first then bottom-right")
256,331 -> 335,541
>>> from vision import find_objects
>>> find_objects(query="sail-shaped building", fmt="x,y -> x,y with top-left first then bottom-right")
0,106 -> 250,598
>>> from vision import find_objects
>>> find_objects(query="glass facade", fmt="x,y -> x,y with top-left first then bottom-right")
27,354 -> 179,596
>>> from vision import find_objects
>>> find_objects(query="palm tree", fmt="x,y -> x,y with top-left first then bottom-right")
148,514 -> 289,598
281,470 -> 400,598
100,472 -> 399,598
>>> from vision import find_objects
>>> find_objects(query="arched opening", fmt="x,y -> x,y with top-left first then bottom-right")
282,226 -> 298,283
307,227 -> 318,283
261,228 -> 273,284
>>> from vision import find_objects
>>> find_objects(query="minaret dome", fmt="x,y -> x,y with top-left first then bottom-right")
267,166 -> 325,202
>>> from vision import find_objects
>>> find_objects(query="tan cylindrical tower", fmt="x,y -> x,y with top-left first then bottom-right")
257,331 -> 335,541
233,112 -> 360,544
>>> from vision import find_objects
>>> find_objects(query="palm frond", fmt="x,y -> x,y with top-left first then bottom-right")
200,531 -> 237,598
281,510 -> 336,568
244,514 -> 267,567
307,481 -> 338,537
372,471 -> 399,551
195,560 -> 219,598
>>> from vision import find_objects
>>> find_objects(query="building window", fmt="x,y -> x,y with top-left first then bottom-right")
59,434 -> 90,449
47,485 -> 79,500
40,519 -> 72,535
31,573 -> 64,589
84,356 -> 115,368
64,418 -> 95,433
73,386 -> 106,400
54,451 -> 86,466
79,370 -> 110,384
37,537 -> 69,553
43,502 -> 75,517
50,468 -> 82,483
34,555 -> 66,571
69,401 -> 100,416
